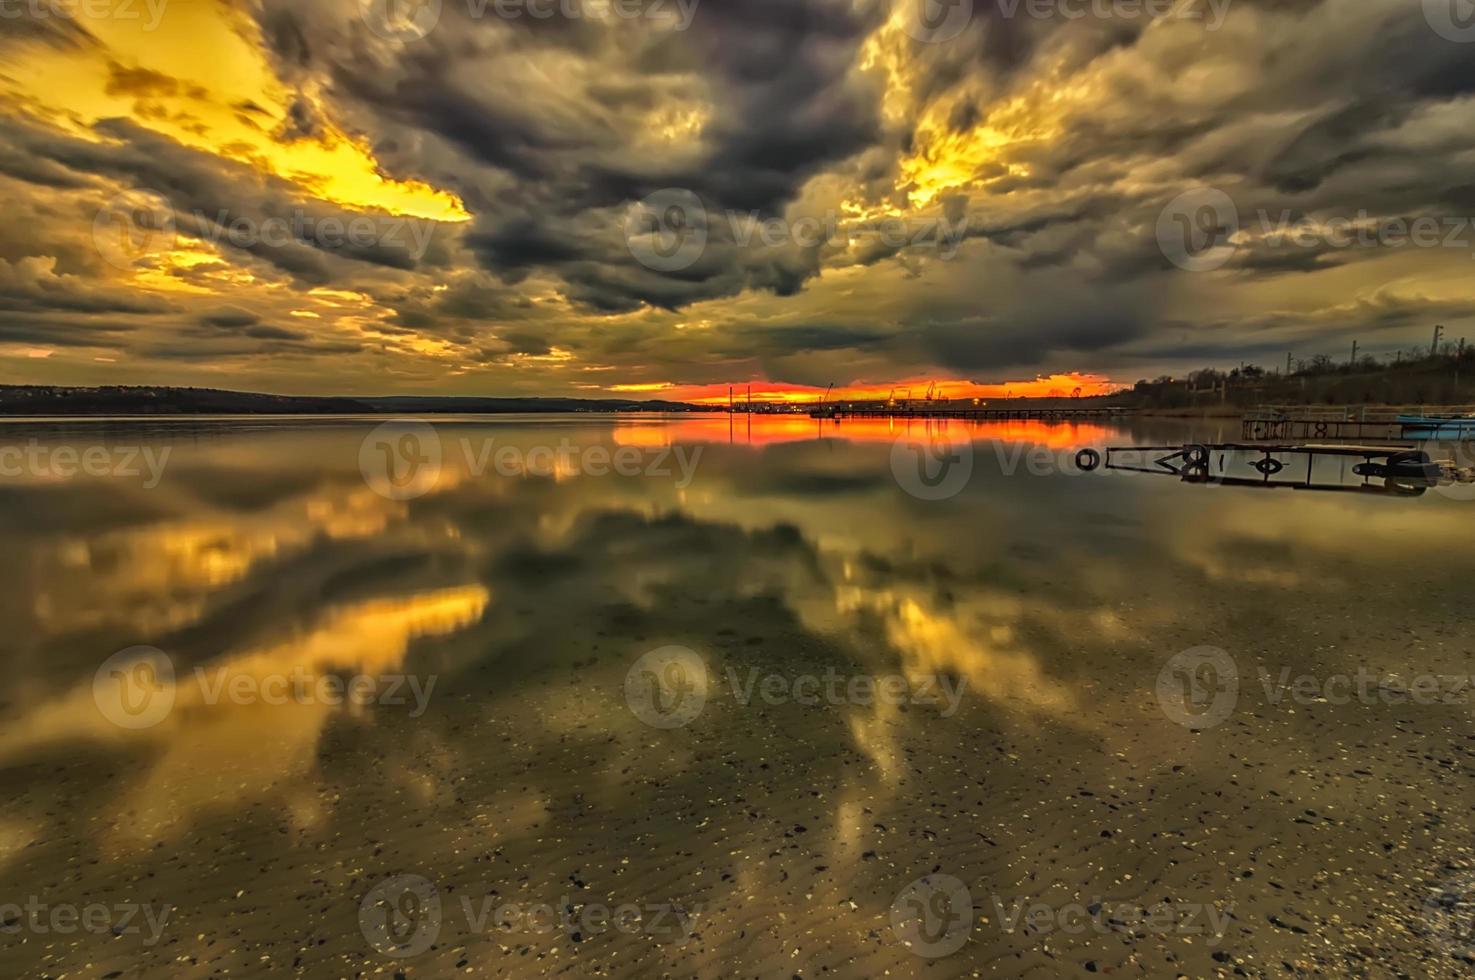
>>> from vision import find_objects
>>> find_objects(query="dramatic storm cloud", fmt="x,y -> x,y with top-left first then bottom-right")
0,0 -> 1471,397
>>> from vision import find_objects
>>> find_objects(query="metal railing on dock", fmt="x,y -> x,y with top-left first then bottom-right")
1082,441 -> 1471,497
1242,405 -> 1475,442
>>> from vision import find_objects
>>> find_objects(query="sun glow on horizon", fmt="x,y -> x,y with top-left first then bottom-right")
650,373 -> 1124,406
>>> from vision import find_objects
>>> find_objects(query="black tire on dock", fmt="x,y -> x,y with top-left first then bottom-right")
1384,450 -> 1441,483
1075,448 -> 1101,471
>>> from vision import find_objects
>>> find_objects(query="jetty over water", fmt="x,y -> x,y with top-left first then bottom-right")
1243,405 -> 1475,442
1084,441 -> 1474,497
808,404 -> 1134,421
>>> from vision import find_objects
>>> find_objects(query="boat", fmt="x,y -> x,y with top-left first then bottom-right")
807,383 -> 841,420
1398,414 -> 1475,437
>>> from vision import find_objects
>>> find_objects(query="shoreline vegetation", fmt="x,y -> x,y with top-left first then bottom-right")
0,385 -> 707,416
1097,343 -> 1475,415
6,342 -> 1475,419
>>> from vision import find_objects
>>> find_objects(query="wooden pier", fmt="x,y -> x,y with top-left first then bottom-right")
1242,405 -> 1475,442
1085,441 -> 1455,496
808,405 -> 1134,422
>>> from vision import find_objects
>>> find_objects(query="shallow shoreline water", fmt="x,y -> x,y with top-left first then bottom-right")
0,415 -> 1470,977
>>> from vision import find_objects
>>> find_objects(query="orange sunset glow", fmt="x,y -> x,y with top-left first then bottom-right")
646,373 -> 1124,406
613,414 -> 1116,449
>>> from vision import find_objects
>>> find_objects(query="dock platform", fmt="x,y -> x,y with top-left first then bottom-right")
1082,441 -> 1467,497
1242,406 -> 1475,442
809,406 -> 1133,421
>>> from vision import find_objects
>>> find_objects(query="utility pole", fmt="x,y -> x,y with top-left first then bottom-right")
1432,324 -> 1444,357
1350,340 -> 1358,367
1286,351 -> 1293,376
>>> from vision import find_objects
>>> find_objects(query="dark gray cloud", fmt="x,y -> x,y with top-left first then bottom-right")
0,115 -> 451,286
0,314 -> 137,348
222,0 -> 1475,377
916,300 -> 1153,373
0,255 -> 170,316
7,0 -> 1475,387
245,0 -> 886,311
200,308 -> 261,329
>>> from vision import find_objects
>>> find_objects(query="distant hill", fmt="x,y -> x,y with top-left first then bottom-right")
0,385 -> 707,416
1101,346 -> 1475,412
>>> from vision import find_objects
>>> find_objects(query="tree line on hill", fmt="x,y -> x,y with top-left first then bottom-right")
1114,341 -> 1475,410
0,385 -> 705,415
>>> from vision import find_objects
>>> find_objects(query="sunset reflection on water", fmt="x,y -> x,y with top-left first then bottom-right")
0,416 -> 1470,978
612,412 -> 1114,450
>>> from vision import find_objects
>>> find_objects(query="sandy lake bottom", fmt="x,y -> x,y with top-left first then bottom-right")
0,415 -> 1471,977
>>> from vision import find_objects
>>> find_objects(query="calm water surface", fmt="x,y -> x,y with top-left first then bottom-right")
0,414 -> 1471,977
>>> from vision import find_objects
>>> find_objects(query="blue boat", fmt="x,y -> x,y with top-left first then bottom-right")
1398,414 -> 1475,437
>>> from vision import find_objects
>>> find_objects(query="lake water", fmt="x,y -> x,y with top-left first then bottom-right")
0,414 -> 1471,977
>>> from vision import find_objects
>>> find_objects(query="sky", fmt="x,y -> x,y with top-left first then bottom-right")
0,0 -> 1473,401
